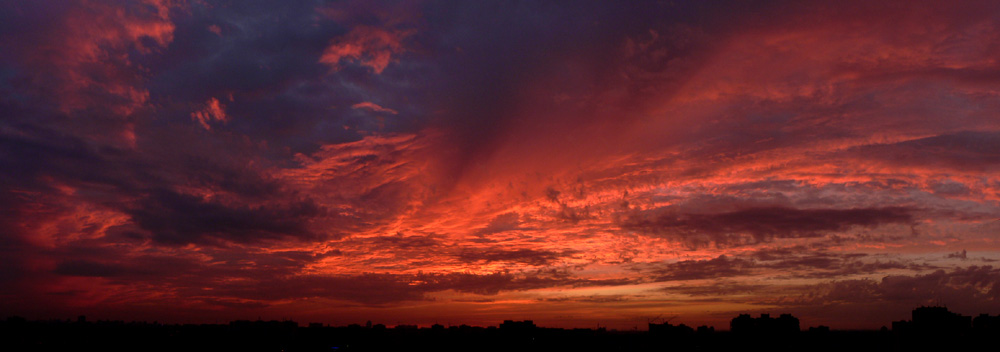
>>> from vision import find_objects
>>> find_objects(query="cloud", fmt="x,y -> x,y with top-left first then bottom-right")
947,250 -> 968,260
45,267 -> 634,307
54,259 -> 130,277
2,0 -> 1000,329
474,212 -> 524,236
1,0 -> 176,115
191,97 -> 229,130
663,281 -> 770,297
620,206 -> 916,247
367,232 -> 440,249
421,271 -> 633,296
637,249 -> 917,285
540,294 -> 636,303
457,248 -> 574,267
320,25 -> 410,74
204,273 -> 428,305
127,189 -> 324,245
848,131 -> 1000,173
277,132 -> 441,236
645,255 -> 756,282
352,101 -> 398,115
796,266 -> 1000,311
53,254 -> 203,279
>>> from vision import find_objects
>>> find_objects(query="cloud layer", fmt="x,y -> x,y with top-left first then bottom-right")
1,0 -> 999,330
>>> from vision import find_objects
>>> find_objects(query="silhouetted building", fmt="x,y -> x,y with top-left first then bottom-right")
648,322 -> 694,336
499,320 -> 536,330
731,314 -> 754,332
229,319 -> 298,330
889,306 -> 997,350
972,313 -> 1000,331
730,313 -> 799,334
808,325 -> 830,333
892,306 -> 970,335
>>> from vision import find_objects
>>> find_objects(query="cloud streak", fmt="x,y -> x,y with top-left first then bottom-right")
620,206 -> 916,248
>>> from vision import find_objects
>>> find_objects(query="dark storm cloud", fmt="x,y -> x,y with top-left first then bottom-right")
53,255 -> 202,278
646,255 -> 755,282
0,117 -> 143,193
794,266 -> 1000,312
638,250 -> 916,284
802,260 -> 913,279
0,45 -> 335,250
620,206 -> 915,247
129,189 -> 324,245
0,119 -> 326,246
848,131 -> 1000,172
672,265 -> 1000,328
54,260 -> 133,277
142,0 -> 384,151
754,250 -> 917,279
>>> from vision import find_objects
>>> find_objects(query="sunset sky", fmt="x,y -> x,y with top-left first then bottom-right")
2,0 -> 1000,330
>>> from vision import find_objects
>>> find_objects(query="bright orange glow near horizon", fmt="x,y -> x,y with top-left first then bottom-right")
1,0 -> 1000,331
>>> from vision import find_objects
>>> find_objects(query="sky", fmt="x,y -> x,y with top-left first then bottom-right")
1,0 -> 999,330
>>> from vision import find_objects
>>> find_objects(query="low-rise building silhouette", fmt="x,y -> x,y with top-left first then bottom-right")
972,313 -> 1000,331
499,320 -> 536,330
891,306 -> 970,335
648,321 -> 694,336
730,313 -> 799,334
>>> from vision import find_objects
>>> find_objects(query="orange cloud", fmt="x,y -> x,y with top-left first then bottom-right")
191,98 -> 229,130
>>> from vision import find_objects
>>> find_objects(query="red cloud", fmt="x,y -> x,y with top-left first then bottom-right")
9,0 -> 176,116
352,101 -> 398,114
5,0 -> 1000,331
320,25 -> 411,74
191,97 -> 229,130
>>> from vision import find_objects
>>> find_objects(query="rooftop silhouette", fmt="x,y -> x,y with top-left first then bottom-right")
3,308 -> 1000,351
